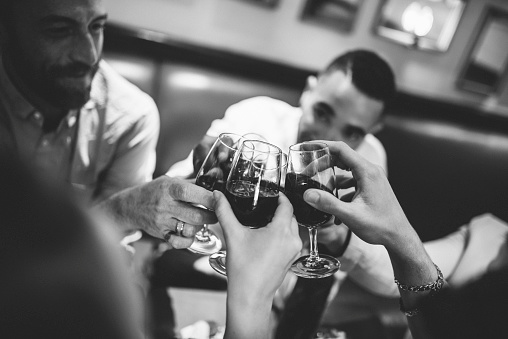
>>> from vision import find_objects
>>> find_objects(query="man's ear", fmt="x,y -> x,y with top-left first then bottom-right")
299,75 -> 317,105
305,75 -> 317,91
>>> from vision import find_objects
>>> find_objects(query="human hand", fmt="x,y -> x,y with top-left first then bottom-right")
302,141 -> 414,250
213,190 -> 302,299
97,175 -> 217,249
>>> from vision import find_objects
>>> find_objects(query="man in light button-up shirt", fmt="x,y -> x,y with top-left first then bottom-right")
0,0 -> 217,249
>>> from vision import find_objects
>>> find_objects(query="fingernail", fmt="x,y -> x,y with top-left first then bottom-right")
304,190 -> 319,203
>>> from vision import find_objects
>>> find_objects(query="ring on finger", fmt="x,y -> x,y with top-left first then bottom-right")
175,220 -> 186,237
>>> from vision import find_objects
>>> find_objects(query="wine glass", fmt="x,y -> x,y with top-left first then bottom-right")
285,142 -> 340,279
188,133 -> 244,255
209,139 -> 283,276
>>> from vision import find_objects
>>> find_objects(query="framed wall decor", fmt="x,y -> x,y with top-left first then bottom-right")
300,0 -> 364,33
235,0 -> 280,8
457,6 -> 508,95
374,0 -> 466,52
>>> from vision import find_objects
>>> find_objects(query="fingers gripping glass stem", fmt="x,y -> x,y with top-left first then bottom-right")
189,133 -> 244,255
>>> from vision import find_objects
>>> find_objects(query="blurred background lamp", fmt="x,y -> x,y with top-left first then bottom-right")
402,2 -> 434,39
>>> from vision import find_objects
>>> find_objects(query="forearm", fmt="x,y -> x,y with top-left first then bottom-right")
92,186 -> 140,233
225,283 -> 274,339
385,228 -> 440,339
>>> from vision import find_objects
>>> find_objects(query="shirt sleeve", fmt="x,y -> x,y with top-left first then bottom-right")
166,98 -> 257,178
95,97 -> 160,202
338,233 -> 400,297
356,134 -> 388,175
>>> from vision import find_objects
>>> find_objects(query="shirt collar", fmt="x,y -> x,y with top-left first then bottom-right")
0,54 -> 36,119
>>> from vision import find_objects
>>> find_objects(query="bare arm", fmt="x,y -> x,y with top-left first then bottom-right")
303,141 -> 443,339
212,191 -> 301,339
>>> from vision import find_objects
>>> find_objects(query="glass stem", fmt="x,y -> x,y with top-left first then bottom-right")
307,227 -> 320,266
201,224 -> 210,237
195,224 -> 211,242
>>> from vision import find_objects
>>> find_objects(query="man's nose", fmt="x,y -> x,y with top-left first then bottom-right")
70,32 -> 100,66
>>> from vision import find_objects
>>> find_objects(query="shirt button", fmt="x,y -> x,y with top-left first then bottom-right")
66,136 -> 72,145
33,112 -> 42,120
41,139 -> 49,147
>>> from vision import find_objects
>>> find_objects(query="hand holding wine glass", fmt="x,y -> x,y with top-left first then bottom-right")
212,189 -> 302,339
285,142 -> 340,278
209,139 -> 284,275
189,133 -> 244,255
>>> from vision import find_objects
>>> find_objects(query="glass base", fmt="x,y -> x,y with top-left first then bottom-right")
291,254 -> 340,279
188,232 -> 222,255
209,251 -> 227,276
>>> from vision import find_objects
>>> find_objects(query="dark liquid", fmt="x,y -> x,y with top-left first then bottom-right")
196,175 -> 225,192
225,180 -> 279,228
284,172 -> 333,228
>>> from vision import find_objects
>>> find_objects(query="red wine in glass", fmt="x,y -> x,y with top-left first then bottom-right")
284,172 -> 333,228
209,139 -> 283,276
225,179 -> 279,228
286,142 -> 340,279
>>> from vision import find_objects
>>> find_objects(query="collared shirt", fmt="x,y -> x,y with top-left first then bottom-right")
0,57 -> 160,203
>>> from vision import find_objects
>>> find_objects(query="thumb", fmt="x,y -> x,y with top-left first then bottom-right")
303,188 -> 352,221
212,190 -> 238,233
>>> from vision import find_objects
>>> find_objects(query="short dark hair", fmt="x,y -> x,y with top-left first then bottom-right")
322,49 -> 396,107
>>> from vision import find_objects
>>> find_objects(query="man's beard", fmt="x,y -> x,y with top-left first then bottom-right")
41,62 -> 100,109
8,47 -> 100,110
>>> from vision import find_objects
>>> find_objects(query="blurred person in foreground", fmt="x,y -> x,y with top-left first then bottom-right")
0,0 -> 216,249
304,141 -> 507,339
0,154 -> 301,339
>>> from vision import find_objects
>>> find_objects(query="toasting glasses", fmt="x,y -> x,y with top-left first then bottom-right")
209,139 -> 284,275
285,142 -> 340,278
189,133 -> 245,255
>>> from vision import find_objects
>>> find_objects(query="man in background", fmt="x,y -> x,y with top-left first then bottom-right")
170,49 -> 393,179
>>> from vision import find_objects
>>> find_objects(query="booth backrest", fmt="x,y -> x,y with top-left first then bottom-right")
378,98 -> 508,240
103,24 -> 508,241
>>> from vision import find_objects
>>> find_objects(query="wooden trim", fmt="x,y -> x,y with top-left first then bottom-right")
104,22 -> 312,90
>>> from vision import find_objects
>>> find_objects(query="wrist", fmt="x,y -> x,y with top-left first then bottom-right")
227,277 -> 276,305
383,220 -> 422,258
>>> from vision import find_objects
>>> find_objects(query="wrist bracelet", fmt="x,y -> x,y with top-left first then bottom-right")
394,263 -> 444,293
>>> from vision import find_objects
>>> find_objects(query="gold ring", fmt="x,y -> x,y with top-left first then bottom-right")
175,220 -> 186,237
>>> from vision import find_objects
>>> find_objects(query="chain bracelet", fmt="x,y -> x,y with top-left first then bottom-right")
394,263 -> 444,293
